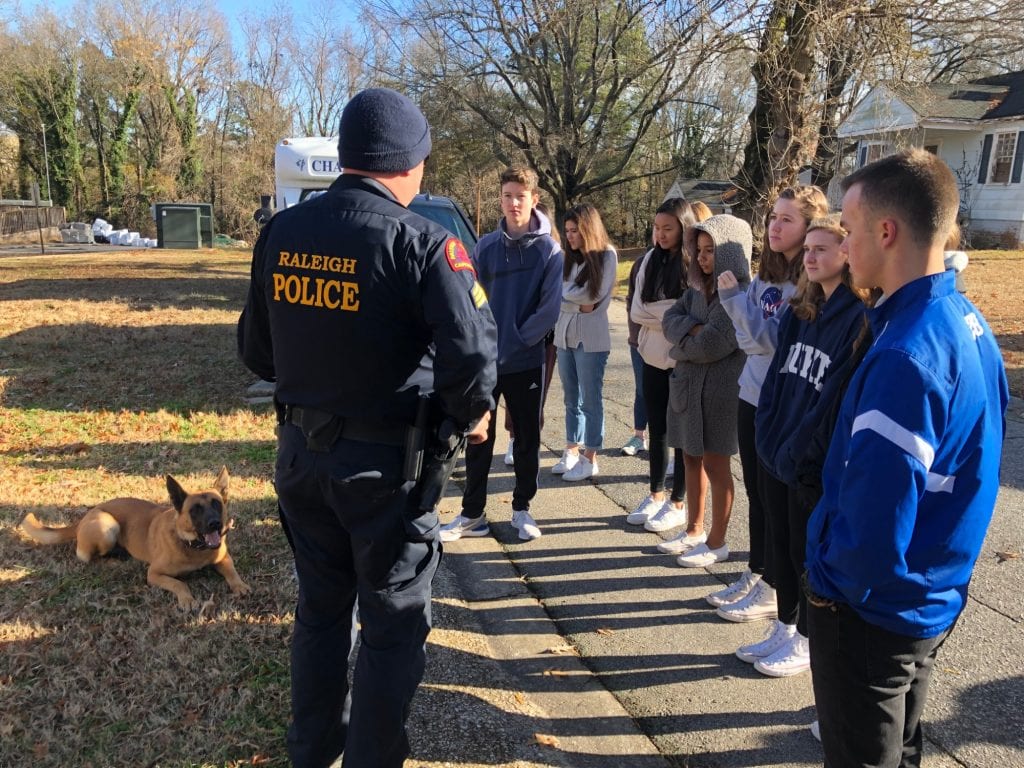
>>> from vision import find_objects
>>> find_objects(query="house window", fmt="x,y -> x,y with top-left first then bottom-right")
923,144 -> 940,155
989,132 -> 1017,184
863,143 -> 887,166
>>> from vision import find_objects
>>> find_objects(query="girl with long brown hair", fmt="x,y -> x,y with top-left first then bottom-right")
551,203 -> 618,481
626,198 -> 711,530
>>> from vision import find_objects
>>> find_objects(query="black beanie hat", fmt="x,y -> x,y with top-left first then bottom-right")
337,88 -> 432,173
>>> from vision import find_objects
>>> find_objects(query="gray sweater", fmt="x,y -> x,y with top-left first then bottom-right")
554,247 -> 618,352
662,214 -> 752,456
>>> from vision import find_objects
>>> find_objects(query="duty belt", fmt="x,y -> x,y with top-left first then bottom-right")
283,405 -> 408,449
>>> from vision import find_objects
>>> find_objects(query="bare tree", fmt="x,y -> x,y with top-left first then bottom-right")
287,0 -> 370,136
365,0 -> 748,221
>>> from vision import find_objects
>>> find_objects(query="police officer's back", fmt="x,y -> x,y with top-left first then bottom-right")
238,88 -> 497,768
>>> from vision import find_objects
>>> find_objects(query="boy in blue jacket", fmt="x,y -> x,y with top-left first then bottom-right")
804,149 -> 1008,767
441,167 -> 563,542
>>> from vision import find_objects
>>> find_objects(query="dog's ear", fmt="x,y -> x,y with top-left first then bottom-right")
214,466 -> 229,504
166,475 -> 189,512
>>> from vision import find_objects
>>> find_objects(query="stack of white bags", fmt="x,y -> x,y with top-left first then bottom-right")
92,218 -> 157,248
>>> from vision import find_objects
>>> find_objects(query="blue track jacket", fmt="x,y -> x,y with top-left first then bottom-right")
805,271 -> 1008,638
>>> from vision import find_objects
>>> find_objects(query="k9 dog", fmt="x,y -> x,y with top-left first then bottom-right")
20,467 -> 250,610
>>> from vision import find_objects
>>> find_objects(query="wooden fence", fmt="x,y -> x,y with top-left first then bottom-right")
0,205 -> 67,236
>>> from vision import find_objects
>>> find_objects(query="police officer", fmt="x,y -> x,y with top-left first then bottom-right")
237,88 -> 497,768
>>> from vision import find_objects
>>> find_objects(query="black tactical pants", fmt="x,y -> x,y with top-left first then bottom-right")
276,421 -> 440,768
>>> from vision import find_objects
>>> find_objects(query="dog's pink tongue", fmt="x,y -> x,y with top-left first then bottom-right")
204,531 -> 222,547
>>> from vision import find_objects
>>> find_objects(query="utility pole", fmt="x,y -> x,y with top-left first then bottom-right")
41,122 -> 52,204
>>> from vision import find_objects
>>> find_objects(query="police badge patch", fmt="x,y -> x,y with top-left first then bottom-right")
444,238 -> 476,276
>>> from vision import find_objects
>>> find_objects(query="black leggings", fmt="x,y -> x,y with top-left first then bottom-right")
759,463 -> 811,633
737,400 -> 767,576
642,362 -> 684,501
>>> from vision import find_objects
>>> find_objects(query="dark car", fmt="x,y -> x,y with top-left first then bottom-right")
408,193 -> 478,250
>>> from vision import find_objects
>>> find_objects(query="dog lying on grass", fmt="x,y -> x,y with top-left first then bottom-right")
20,466 -> 250,610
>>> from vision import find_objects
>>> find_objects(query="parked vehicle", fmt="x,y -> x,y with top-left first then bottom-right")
257,136 -> 477,247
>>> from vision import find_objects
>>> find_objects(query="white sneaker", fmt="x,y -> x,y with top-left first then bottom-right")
551,449 -> 580,474
656,529 -> 707,554
676,541 -> 729,568
716,579 -> 777,622
736,620 -> 795,663
504,438 -> 515,465
644,501 -> 687,532
439,514 -> 490,542
626,495 -> 663,525
754,633 -> 810,677
705,568 -> 760,607
562,456 -> 597,481
511,509 -> 541,540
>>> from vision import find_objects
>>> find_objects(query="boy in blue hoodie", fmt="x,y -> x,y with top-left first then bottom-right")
441,167 -> 563,542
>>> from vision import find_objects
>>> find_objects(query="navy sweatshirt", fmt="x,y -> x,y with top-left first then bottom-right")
472,209 -> 562,376
755,283 -> 866,484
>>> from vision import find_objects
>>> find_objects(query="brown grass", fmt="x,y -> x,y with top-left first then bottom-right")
1,250 -> 292,767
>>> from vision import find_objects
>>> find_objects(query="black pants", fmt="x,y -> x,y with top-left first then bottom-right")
642,362 -> 684,500
760,463 -> 801,622
276,422 -> 440,768
808,602 -> 951,768
737,399 -> 766,575
463,367 -> 544,516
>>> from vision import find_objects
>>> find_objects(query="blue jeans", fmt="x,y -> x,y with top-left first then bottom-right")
629,345 -> 648,431
557,344 -> 610,449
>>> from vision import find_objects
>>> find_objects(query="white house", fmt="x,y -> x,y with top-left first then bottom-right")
838,70 -> 1024,244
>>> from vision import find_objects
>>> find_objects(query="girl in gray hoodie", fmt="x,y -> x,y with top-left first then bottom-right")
662,214 -> 752,568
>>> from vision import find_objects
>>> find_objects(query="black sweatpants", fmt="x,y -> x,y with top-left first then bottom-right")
462,366 -> 544,516
737,399 -> 767,576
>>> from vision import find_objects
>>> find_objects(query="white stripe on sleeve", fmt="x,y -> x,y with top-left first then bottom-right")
851,409 -> 935,471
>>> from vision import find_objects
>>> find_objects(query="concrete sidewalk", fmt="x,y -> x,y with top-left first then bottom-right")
410,298 -> 1024,767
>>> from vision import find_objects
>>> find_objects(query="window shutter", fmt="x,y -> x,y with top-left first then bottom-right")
857,145 -> 868,168
978,134 -> 993,183
1011,132 -> 1024,184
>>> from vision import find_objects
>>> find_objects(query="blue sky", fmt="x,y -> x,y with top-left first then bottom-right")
13,0 -> 361,48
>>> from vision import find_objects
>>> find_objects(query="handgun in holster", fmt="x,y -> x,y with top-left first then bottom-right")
416,418 -> 467,513
403,397 -> 467,513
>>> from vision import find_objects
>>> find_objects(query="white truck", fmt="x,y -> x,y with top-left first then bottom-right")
262,136 -> 478,247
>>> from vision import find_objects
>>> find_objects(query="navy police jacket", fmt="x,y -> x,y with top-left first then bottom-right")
237,174 -> 498,431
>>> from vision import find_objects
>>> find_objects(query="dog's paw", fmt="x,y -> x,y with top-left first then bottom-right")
231,580 -> 252,597
176,594 -> 201,611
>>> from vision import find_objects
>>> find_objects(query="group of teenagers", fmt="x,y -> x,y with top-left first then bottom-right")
439,164 -> 872,680
439,152 -> 1007,768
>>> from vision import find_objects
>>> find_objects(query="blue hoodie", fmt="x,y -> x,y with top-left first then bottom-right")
472,209 -> 562,376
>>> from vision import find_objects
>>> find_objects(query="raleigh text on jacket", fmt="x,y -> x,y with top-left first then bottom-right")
273,250 -> 360,311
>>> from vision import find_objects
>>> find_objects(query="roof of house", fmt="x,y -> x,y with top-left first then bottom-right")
885,69 -> 1024,121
